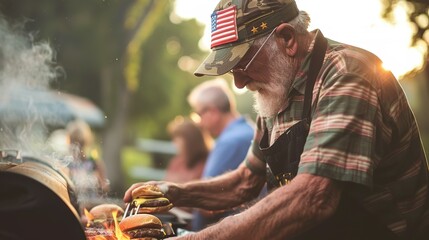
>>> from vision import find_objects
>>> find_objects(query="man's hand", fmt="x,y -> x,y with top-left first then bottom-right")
123,181 -> 180,204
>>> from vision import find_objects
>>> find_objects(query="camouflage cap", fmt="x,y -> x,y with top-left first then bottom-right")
194,0 -> 299,77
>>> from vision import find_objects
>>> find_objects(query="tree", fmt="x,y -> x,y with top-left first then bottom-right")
0,0 -> 207,195
382,0 -> 429,75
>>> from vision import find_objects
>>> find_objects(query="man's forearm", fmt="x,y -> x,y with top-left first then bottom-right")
181,174 -> 341,240
173,164 -> 265,210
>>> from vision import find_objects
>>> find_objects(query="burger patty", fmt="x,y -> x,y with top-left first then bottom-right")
134,197 -> 170,207
125,228 -> 165,239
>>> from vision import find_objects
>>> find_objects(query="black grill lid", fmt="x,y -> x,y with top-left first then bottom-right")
0,171 -> 86,240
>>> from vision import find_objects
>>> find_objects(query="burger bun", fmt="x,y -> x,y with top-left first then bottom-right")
89,203 -> 124,221
131,185 -> 164,198
119,214 -> 162,230
119,214 -> 165,239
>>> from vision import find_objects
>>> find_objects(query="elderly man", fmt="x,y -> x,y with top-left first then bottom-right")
124,0 -> 429,239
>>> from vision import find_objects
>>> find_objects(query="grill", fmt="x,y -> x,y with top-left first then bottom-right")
0,150 -> 86,240
0,150 -> 192,239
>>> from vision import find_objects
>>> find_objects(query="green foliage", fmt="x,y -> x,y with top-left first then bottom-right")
381,0 -> 428,64
129,16 -> 208,139
124,0 -> 169,92
0,0 -> 207,140
121,146 -> 153,186
0,0 -> 126,106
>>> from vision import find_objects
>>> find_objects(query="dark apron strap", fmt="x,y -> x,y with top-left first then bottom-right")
302,31 -> 327,121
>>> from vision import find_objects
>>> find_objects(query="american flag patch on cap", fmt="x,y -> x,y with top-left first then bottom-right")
210,5 -> 238,48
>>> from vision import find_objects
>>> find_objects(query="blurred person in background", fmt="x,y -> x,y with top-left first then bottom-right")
65,119 -> 110,202
164,116 -> 210,184
187,79 -> 254,231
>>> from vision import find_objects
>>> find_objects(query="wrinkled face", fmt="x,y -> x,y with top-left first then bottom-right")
231,35 -> 297,117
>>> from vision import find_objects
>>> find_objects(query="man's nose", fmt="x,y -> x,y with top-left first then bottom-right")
232,73 -> 249,89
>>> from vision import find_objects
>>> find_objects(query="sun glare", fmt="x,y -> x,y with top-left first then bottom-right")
374,2 -> 427,79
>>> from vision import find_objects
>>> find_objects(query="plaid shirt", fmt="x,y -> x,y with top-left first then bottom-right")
251,30 -> 429,238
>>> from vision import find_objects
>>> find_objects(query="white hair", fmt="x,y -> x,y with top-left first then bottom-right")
289,11 -> 311,33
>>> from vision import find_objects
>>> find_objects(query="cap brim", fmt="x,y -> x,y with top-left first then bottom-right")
194,41 -> 253,77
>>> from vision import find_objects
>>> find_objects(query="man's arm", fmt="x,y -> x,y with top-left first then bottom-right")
170,161 -> 266,210
175,173 -> 342,240
123,152 -> 266,210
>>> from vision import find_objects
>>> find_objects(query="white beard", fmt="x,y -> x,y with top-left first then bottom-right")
252,49 -> 296,118
253,83 -> 285,117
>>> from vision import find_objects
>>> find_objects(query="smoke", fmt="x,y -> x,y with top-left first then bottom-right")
0,16 -> 110,207
0,18 -> 58,89
0,16 -> 68,164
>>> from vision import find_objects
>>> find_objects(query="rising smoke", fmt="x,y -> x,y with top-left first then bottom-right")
0,16 -> 109,208
0,16 -> 67,163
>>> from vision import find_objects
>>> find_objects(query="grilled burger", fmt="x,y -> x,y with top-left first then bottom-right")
130,185 -> 173,214
88,203 -> 124,228
119,214 -> 166,240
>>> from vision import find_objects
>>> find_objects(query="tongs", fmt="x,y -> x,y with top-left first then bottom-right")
122,201 -> 139,219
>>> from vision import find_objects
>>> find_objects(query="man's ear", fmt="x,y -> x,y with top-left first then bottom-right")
275,23 -> 297,57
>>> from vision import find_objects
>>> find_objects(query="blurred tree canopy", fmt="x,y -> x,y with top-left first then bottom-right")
382,0 -> 429,76
383,0 -> 429,47
0,0 -> 210,193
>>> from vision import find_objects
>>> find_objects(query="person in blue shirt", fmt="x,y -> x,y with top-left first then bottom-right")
187,79 -> 254,231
